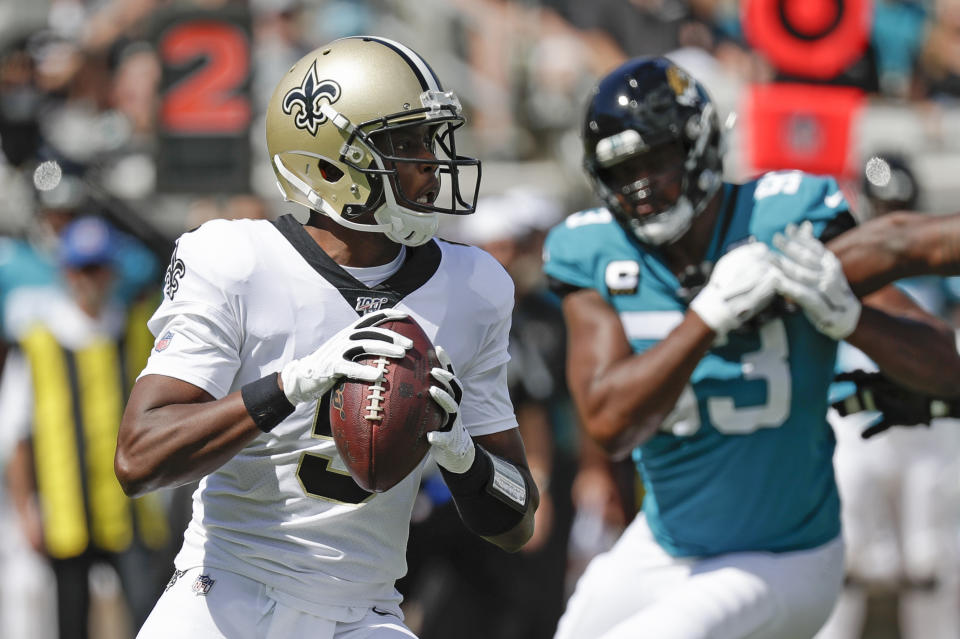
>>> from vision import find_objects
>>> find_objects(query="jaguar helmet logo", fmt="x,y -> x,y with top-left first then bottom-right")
282,61 -> 341,136
665,64 -> 697,107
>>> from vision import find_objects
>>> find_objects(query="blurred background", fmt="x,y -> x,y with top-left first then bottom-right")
0,1 -> 959,638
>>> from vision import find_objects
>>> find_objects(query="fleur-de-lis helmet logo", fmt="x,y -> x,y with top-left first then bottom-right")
281,61 -> 341,136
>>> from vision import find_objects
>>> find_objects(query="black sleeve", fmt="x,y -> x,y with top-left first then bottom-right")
440,446 -> 532,537
547,276 -> 582,299
819,210 -> 858,244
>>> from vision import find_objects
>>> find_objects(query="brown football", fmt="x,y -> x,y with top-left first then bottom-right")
329,316 -> 445,493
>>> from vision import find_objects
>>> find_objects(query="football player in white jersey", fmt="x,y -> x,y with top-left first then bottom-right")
115,36 -> 538,639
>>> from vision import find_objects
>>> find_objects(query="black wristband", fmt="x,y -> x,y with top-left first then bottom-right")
441,446 -> 530,537
241,372 -> 295,433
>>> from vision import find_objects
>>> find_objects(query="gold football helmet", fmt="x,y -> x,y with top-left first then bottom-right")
266,36 -> 481,246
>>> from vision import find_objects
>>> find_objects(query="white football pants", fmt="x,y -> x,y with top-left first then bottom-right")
555,515 -> 844,639
815,411 -> 960,639
137,566 -> 417,639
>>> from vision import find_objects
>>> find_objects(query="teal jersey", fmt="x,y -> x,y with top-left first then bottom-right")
544,171 -> 849,557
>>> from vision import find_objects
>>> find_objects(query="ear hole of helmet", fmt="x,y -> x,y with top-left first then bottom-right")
316,158 -> 344,183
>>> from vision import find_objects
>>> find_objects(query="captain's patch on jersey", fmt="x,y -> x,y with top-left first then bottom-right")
605,260 -> 640,295
155,331 -> 175,352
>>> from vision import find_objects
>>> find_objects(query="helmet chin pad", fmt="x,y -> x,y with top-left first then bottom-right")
374,204 -> 439,246
628,197 -> 695,245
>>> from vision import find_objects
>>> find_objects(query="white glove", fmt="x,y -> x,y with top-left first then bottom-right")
427,345 -> 476,474
689,241 -> 781,338
772,221 -> 861,340
280,309 -> 412,405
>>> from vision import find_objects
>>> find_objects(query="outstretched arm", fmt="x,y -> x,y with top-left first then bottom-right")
826,218 -> 960,398
829,211 -> 960,296
774,222 -> 960,399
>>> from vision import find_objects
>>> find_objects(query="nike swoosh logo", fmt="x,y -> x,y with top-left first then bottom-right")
824,192 -> 844,208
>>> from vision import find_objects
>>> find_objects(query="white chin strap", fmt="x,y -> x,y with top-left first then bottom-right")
630,197 -> 695,245
273,154 -> 438,247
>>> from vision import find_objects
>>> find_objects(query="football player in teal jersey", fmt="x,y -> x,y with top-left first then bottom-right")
544,57 -> 960,639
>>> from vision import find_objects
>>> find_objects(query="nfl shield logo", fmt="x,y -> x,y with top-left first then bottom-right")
154,331 -> 174,352
192,574 -> 215,596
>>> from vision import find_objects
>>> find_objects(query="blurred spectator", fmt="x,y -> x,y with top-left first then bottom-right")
0,37 -> 45,168
252,2 -> 311,114
0,324 -> 57,639
0,160 -> 160,346
515,10 -> 599,159
447,0 -> 533,158
915,0 -> 960,101
108,41 -> 160,142
873,0 -> 928,99
560,0 -> 689,60
2,217 -> 171,639
81,0 -> 163,55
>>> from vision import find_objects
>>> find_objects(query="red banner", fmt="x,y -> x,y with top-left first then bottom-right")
744,83 -> 864,178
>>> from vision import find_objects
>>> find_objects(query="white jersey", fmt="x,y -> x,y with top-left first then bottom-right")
140,215 -> 517,617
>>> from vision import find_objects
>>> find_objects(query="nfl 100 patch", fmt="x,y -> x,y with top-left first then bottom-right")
355,296 -> 391,314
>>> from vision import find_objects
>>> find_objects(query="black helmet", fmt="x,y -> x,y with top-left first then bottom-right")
582,57 -> 724,245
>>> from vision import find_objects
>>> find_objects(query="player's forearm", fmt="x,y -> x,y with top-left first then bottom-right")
846,305 -> 960,399
441,445 -> 540,552
115,391 -> 262,497
480,481 -> 538,552
582,312 -> 714,456
831,212 -> 960,296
